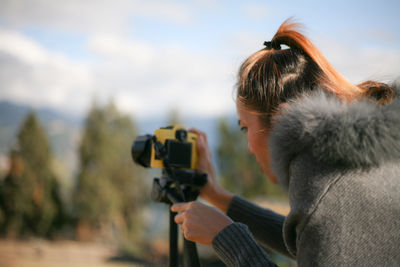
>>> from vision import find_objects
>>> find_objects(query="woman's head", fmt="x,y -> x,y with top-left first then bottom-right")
237,19 -> 360,128
236,18 -> 395,128
236,18 -> 396,181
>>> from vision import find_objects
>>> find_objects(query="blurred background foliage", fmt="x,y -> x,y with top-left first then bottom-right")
0,112 -> 66,238
73,102 -> 149,252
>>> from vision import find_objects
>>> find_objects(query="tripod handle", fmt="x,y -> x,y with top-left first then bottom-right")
165,183 -> 201,266
170,210 -> 179,267
169,208 -> 201,267
183,238 -> 201,267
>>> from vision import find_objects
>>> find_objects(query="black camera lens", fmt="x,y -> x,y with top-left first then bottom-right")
131,134 -> 153,168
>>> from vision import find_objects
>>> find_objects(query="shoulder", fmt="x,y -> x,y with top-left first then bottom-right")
271,85 -> 400,259
268,86 -> 400,190
286,159 -> 400,265
283,152 -> 400,260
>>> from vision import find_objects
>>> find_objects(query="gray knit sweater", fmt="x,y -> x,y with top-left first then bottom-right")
212,88 -> 400,266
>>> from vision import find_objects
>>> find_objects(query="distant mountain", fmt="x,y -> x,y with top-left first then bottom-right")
0,101 -> 83,176
0,101 -> 82,127
0,100 -> 237,178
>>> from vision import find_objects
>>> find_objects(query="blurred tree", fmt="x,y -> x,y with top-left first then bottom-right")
0,150 -> 26,237
74,101 -> 148,243
0,112 -> 65,238
167,108 -> 182,126
216,118 -> 285,199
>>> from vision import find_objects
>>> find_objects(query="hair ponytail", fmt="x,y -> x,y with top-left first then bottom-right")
272,18 -> 365,100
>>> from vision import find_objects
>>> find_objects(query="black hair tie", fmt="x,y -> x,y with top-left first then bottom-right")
264,41 -> 281,50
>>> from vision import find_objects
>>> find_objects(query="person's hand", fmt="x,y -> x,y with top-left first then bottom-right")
189,128 -> 233,212
188,128 -> 217,198
171,201 -> 233,245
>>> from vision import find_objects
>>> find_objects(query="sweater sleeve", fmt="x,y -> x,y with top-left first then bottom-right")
226,195 -> 294,259
212,222 -> 278,267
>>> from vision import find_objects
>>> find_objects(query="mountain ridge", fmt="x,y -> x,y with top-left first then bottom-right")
0,100 -> 236,177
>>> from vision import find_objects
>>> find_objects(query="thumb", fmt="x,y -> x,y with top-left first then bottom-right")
197,135 -> 206,152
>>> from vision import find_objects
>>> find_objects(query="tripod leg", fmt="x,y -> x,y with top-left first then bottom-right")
183,238 -> 201,267
170,210 -> 179,267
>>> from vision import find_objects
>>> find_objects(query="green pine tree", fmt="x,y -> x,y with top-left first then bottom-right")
0,112 -> 64,237
74,101 -> 148,242
167,108 -> 182,126
216,117 -> 286,199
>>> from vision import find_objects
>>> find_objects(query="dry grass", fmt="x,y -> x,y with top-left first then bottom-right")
256,199 -> 291,215
0,239 -> 144,267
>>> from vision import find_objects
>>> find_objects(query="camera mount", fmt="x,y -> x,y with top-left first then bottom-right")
146,135 -> 207,267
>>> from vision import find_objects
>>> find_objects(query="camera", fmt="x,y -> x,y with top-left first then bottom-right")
131,125 -> 198,170
131,125 -> 207,200
131,125 -> 205,266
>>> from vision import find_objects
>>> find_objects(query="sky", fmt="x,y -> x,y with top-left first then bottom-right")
0,0 -> 399,120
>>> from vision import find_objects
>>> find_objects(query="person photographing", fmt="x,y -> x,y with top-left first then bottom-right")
171,18 -> 400,266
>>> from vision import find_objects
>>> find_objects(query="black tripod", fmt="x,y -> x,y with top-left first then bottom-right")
151,169 -> 207,267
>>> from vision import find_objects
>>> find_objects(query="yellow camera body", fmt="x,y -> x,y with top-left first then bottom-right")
150,125 -> 198,170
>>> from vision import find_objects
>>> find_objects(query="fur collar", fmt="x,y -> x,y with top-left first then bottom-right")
269,85 -> 400,189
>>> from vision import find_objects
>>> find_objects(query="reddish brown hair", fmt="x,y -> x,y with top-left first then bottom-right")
237,18 -> 395,125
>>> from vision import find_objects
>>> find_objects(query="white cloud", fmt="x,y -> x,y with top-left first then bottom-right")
0,1 -> 239,119
316,37 -> 400,84
86,34 -> 236,118
242,3 -> 270,20
0,29 -> 95,115
0,30 -> 48,65
88,34 -> 156,68
0,0 -> 195,34
0,28 -> 238,119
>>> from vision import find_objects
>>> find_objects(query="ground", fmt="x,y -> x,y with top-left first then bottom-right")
0,239 -> 143,267
0,200 -> 291,267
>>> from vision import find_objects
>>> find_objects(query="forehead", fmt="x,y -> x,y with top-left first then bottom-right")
236,100 -> 260,125
236,100 -> 247,120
